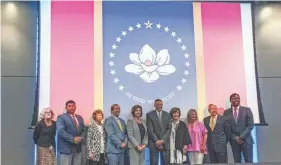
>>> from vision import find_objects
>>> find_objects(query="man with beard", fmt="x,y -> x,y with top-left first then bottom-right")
104,104 -> 127,165
223,93 -> 254,163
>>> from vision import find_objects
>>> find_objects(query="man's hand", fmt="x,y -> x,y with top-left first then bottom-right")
121,143 -> 126,148
136,145 -> 142,151
73,136 -> 81,144
140,144 -> 146,151
156,145 -> 163,151
156,140 -> 164,146
234,136 -> 244,144
234,136 -> 240,141
155,140 -> 161,146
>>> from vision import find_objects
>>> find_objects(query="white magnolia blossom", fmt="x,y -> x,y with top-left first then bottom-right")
125,44 -> 176,83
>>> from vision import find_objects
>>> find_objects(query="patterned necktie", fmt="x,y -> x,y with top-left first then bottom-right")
72,115 -> 78,128
117,119 -> 123,131
210,117 -> 215,131
234,107 -> 238,121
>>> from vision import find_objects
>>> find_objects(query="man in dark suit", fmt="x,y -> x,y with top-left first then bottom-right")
57,100 -> 85,165
104,104 -> 127,165
204,104 -> 230,163
146,99 -> 172,165
223,93 -> 254,163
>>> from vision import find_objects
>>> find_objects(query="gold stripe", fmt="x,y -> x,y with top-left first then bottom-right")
94,1 -> 103,111
193,2 -> 206,121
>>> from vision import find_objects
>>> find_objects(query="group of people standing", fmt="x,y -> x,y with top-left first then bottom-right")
33,93 -> 254,165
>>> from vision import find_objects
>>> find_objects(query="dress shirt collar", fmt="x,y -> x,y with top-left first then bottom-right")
67,113 -> 76,117
112,115 -> 119,120
211,115 -> 218,119
232,106 -> 240,111
155,110 -> 162,113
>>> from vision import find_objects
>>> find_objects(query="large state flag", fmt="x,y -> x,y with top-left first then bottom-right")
103,2 -> 197,119
39,1 -> 257,124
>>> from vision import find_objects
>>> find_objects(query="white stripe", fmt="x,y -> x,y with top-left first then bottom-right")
34,0 -> 51,165
35,1 -> 52,164
251,126 -> 258,163
240,3 -> 260,124
241,3 -> 259,163
39,0 -> 51,118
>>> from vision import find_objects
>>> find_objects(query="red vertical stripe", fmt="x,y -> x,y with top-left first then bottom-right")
50,1 -> 94,122
201,3 -> 247,108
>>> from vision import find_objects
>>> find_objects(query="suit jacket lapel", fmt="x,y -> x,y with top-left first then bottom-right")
229,109 -> 236,124
141,119 -> 147,132
237,107 -> 243,124
112,116 -> 121,132
66,113 -> 78,130
160,112 -> 170,131
209,116 -> 218,132
206,116 -> 211,131
115,116 -> 125,134
76,115 -> 84,131
133,119 -> 141,141
214,115 -> 220,131
160,111 -> 168,129
92,122 -> 101,137
153,111 -> 162,129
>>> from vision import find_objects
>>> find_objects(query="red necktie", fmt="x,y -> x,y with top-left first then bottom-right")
72,115 -> 78,128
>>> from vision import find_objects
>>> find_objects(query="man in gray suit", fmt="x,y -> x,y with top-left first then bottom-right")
204,104 -> 231,163
223,93 -> 254,163
146,99 -> 171,165
104,104 -> 127,165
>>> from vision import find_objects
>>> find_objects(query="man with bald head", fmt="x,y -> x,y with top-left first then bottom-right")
203,104 -> 230,163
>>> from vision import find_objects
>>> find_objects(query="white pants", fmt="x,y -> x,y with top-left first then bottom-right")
188,152 -> 204,165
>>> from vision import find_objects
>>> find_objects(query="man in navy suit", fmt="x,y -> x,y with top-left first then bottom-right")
57,100 -> 85,165
104,104 -> 127,165
223,93 -> 254,163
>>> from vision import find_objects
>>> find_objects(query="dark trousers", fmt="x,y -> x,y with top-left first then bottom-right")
209,149 -> 228,163
88,154 -> 106,165
149,148 -> 169,165
231,141 -> 253,163
207,143 -> 228,164
107,153 -> 125,165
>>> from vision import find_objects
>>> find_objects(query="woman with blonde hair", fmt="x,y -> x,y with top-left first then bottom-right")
33,107 -> 56,165
184,109 -> 208,165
